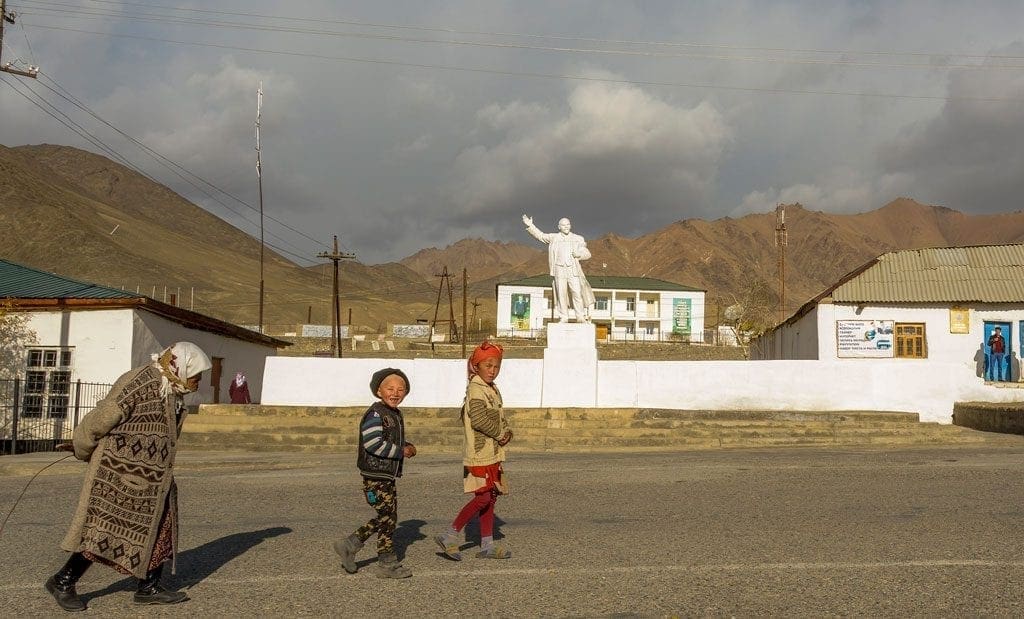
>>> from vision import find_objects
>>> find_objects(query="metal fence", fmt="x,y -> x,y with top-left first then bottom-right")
0,378 -> 112,455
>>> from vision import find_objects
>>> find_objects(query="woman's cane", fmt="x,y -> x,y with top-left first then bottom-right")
0,444 -> 75,540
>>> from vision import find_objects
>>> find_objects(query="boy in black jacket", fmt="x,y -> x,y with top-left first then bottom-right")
334,368 -> 417,578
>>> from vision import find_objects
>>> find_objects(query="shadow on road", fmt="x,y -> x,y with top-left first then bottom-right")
82,526 -> 293,602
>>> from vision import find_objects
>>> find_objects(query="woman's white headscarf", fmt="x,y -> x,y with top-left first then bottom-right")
151,342 -> 213,397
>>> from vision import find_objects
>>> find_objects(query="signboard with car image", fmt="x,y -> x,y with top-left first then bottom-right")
836,320 -> 895,358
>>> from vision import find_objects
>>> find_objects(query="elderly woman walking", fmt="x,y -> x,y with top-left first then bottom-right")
45,342 -> 212,612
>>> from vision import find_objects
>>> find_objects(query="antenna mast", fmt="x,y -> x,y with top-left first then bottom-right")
255,82 -> 265,333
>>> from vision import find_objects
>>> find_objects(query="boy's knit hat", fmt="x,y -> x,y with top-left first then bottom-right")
370,367 -> 410,396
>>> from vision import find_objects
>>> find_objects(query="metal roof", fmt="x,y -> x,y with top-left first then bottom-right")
0,258 -> 140,299
500,274 -> 703,292
831,244 -> 1024,303
0,258 -> 290,348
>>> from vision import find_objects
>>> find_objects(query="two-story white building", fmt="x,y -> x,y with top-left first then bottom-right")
496,275 -> 706,342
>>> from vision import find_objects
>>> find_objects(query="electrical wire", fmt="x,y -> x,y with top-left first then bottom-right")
32,73 -> 332,262
3,74 -> 317,264
17,23 -> 1024,103
19,0 -> 1024,64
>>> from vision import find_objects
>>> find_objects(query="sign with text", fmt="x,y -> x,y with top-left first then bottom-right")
836,320 -> 894,358
949,307 -> 969,334
672,298 -> 692,334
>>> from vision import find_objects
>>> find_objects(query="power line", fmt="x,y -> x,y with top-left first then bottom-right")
21,0 -> 1024,64
1,74 -> 146,171
16,23 -> 1024,103
15,3 -> 1024,71
30,72 -> 332,260
3,64 -> 337,264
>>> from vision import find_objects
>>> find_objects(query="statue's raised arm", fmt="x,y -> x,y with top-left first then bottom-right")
522,214 -> 532,227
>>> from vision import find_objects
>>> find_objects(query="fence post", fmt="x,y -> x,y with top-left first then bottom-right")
73,379 -> 83,429
11,378 -> 20,456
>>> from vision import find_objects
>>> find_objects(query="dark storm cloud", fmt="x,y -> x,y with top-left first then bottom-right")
878,43 -> 1024,214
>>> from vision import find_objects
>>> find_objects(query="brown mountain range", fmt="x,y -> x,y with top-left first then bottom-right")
3,144 -> 1024,334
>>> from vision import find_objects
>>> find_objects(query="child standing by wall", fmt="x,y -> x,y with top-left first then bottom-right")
435,341 -> 513,560
334,367 -> 417,578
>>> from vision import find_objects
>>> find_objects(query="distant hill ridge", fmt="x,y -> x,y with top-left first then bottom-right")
3,143 -> 1023,330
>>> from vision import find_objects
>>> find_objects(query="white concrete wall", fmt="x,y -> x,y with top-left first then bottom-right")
25,309 -> 135,383
133,311 -> 279,405
262,355 -> 1024,423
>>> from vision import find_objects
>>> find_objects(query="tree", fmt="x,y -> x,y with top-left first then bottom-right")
720,278 -> 777,358
0,300 -> 37,380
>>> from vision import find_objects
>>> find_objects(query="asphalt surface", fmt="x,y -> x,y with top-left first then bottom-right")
2,445 -> 1024,617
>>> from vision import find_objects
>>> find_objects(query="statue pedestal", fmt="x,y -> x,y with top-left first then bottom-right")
542,322 -> 597,407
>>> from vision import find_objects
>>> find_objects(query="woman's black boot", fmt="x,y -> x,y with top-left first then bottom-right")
44,552 -> 92,612
134,563 -> 189,605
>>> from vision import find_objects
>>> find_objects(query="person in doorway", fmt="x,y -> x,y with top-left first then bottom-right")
229,371 -> 252,404
435,340 -> 513,560
522,214 -> 595,322
333,368 -> 417,578
45,342 -> 212,612
988,326 -> 1007,381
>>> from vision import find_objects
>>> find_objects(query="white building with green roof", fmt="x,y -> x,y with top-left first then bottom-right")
496,275 -> 706,342
0,258 -> 290,415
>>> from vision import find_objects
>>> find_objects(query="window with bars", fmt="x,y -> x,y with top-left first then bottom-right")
626,298 -> 636,312
894,323 -> 926,358
23,348 -> 74,418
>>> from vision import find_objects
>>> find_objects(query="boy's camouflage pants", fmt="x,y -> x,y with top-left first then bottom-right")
355,478 -> 398,554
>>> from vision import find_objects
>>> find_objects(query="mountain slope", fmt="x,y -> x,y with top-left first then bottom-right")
4,144 -> 1024,332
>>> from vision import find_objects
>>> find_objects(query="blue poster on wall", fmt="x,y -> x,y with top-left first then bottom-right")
510,293 -> 531,330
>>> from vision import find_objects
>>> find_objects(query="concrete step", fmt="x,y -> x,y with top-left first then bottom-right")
180,406 -> 1015,453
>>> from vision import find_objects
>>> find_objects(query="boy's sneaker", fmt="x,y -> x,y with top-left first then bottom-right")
376,553 -> 412,579
333,534 -> 363,574
475,545 -> 512,559
434,533 -> 462,561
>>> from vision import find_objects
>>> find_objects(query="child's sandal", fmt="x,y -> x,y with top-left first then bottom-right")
434,534 -> 462,561
475,546 -> 512,559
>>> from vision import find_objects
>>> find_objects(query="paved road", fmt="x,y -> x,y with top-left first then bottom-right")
2,445 -> 1024,617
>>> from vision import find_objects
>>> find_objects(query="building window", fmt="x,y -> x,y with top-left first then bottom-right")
645,325 -> 655,335
626,298 -> 636,312
594,296 -> 609,311
23,347 -> 74,418
624,324 -> 635,335
894,323 -> 926,358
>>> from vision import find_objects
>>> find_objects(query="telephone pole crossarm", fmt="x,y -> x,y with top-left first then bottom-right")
317,235 -> 356,358
0,1 -> 39,78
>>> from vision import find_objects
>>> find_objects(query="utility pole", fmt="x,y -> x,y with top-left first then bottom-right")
255,82 -> 265,333
431,267 -> 459,346
317,236 -> 356,358
462,267 -> 468,358
0,1 -> 39,78
774,203 -> 788,325
470,297 -> 481,334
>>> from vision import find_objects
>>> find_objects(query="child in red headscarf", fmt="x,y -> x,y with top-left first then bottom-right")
434,340 -> 513,560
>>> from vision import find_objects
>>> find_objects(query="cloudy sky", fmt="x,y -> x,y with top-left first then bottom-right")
1,1 -> 1022,264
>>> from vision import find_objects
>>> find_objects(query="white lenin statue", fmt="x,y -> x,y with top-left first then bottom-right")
522,214 -> 595,322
